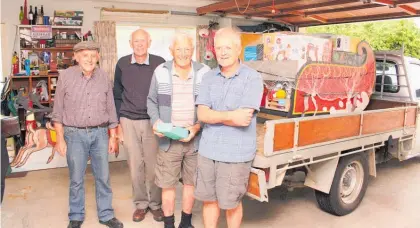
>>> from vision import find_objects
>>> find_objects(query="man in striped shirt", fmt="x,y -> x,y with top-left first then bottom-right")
147,33 -> 210,228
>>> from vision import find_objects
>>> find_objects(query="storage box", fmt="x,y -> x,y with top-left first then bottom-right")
263,32 -> 333,68
157,123 -> 189,140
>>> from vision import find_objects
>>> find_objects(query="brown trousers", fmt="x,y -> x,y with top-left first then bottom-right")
120,118 -> 161,210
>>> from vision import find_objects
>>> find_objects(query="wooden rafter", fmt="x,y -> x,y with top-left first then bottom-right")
399,5 -> 418,15
250,0 -> 358,18
196,0 -> 420,27
303,0 -> 419,15
373,0 -> 420,15
223,0 -> 301,14
229,0 -> 420,17
308,15 -> 328,23
305,4 -> 382,16
272,0 -> 358,15
296,11 -> 419,27
196,0 -> 251,15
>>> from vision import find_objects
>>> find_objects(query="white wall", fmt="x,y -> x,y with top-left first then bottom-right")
1,2 -> 3,79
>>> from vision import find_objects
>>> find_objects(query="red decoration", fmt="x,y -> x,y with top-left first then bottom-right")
22,0 -> 29,25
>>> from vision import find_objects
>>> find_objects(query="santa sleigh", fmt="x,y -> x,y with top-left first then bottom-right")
244,33 -> 375,118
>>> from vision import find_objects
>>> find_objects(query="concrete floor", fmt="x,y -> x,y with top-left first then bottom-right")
1,157 -> 420,228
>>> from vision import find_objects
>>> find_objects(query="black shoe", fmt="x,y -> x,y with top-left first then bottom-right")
178,225 -> 194,228
67,220 -> 83,228
99,217 -> 124,228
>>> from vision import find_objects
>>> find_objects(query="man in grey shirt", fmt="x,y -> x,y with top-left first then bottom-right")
195,28 -> 263,228
113,29 -> 165,223
52,41 -> 123,228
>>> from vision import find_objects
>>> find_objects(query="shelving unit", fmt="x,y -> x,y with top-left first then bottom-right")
18,25 -> 83,29
11,25 -> 82,107
21,47 -> 74,51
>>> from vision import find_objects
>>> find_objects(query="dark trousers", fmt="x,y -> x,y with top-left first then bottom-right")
1,135 -> 9,203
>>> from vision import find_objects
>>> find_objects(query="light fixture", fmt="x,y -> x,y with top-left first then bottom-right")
271,0 -> 276,14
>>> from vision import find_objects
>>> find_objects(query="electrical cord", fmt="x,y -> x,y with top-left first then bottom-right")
234,0 -> 252,14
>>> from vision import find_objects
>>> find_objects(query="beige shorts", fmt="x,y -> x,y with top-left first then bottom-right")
155,141 -> 197,188
194,154 -> 252,210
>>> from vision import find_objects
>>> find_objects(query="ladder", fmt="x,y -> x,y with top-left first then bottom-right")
374,45 -> 413,101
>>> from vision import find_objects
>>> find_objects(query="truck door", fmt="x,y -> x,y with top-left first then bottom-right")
407,61 -> 420,157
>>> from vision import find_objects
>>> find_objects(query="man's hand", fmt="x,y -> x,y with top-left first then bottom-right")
117,124 -> 124,144
180,123 -> 201,143
227,109 -> 254,127
54,138 -> 67,156
108,136 -> 118,154
153,119 -> 164,138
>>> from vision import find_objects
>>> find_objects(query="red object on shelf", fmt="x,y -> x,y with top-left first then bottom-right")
22,0 -> 29,25
261,84 -> 268,107
13,63 -> 19,75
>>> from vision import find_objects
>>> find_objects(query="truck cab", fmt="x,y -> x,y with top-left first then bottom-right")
373,50 -> 420,103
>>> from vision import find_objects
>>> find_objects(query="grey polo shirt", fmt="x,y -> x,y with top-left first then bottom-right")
195,64 -> 263,163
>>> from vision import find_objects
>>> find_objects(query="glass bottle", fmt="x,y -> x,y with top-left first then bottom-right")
28,5 -> 34,25
33,6 -> 38,25
19,6 -> 24,22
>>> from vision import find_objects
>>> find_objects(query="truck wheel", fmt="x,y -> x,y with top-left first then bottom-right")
314,154 -> 369,216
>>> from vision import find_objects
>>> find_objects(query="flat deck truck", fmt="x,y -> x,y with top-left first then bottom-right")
246,49 -> 420,216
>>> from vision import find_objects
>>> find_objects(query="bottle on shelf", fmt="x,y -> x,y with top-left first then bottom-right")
28,5 -> 34,25
33,6 -> 38,25
36,6 -> 44,25
22,0 -> 29,25
12,52 -> 19,75
19,6 -> 24,23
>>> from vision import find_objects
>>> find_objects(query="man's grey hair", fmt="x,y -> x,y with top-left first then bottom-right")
130,29 -> 151,42
169,32 -> 194,50
214,27 -> 242,47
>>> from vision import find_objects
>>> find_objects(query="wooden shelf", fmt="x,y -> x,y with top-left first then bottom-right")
18,25 -> 82,29
11,74 -> 59,79
21,47 -> 74,51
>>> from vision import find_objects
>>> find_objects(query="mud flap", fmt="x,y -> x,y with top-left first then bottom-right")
247,168 -> 269,202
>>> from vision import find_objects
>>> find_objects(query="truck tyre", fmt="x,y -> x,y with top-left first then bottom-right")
314,153 -> 369,216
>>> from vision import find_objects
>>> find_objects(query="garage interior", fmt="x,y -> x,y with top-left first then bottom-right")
1,0 -> 420,228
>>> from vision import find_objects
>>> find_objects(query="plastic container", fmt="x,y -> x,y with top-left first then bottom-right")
157,123 -> 189,140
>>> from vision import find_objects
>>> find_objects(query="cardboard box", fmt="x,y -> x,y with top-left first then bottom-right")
262,32 -> 333,70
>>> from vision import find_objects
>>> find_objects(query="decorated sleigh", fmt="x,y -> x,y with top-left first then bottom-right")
242,32 -> 375,117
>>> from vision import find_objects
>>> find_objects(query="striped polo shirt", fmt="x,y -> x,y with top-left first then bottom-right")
171,65 -> 195,127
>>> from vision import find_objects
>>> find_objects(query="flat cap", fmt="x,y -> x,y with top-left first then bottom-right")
73,41 -> 100,52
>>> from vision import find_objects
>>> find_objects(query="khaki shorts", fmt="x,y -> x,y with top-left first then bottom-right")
194,154 -> 252,210
155,141 -> 197,188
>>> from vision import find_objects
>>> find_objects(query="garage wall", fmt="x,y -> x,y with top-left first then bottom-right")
1,0 -> 238,77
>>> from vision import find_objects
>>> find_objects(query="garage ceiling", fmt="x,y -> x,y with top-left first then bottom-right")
196,0 -> 420,27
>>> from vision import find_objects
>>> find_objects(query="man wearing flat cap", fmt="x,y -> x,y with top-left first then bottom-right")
52,41 -> 123,228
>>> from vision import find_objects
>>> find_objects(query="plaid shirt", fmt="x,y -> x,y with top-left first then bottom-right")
52,66 -> 118,128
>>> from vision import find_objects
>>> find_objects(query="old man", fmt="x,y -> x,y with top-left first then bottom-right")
52,41 -> 123,228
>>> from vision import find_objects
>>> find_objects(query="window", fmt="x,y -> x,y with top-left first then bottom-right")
116,25 -> 196,61
407,63 -> 420,98
375,61 -> 399,93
